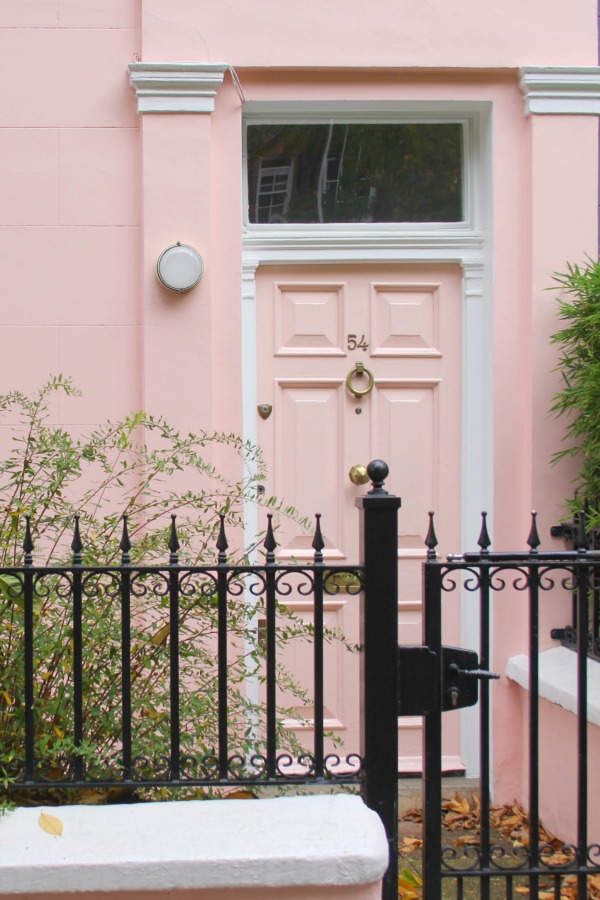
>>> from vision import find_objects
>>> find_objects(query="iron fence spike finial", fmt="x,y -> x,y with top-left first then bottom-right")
216,514 -> 228,563
71,515 -> 83,562
425,511 -> 438,558
169,514 -> 180,564
120,515 -> 132,562
312,513 -> 325,562
527,511 -> 540,552
478,512 -> 491,554
264,513 -> 277,562
23,514 -> 33,564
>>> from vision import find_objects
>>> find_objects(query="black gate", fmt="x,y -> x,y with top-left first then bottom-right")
393,509 -> 600,900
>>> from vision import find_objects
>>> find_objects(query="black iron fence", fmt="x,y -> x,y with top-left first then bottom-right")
551,513 -> 600,660
3,462 -> 600,900
0,460 -> 400,893
420,513 -> 600,900
2,518 -> 366,790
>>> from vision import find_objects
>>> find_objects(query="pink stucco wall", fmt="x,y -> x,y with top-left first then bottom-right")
140,0 -> 597,67
491,111 -> 599,809
0,0 -> 599,857
509,686 -> 600,845
0,0 -> 141,432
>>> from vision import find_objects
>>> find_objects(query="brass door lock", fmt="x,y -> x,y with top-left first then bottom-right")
349,464 -> 369,485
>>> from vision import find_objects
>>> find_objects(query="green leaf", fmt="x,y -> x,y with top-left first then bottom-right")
0,575 -> 24,609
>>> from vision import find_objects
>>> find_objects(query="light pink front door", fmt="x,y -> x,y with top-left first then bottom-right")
256,262 -> 463,771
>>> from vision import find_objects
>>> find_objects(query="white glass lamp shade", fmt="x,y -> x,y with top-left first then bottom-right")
156,243 -> 204,293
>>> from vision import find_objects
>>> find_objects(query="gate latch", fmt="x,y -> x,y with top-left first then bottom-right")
398,645 -> 500,716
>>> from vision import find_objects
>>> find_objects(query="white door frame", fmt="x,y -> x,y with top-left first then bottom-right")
241,102 -> 493,777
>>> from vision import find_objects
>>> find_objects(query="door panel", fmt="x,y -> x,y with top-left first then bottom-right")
256,263 -> 462,769
275,283 -> 345,356
370,281 -> 443,357
275,381 -> 346,555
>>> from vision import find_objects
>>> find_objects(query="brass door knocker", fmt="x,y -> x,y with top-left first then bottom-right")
346,362 -> 374,398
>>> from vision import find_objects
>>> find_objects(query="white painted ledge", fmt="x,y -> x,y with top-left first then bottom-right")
0,795 -> 388,895
128,62 -> 228,113
520,66 -> 600,115
506,646 -> 600,726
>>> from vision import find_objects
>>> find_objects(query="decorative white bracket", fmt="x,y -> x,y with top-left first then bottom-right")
520,66 -> 600,116
128,62 -> 228,114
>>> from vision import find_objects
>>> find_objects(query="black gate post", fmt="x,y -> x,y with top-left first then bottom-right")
356,460 -> 401,900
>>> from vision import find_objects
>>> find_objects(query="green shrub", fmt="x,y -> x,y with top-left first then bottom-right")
551,258 -> 600,526
0,376 -> 345,793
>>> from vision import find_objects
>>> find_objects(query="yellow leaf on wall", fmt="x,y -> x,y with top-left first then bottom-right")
150,623 -> 170,646
39,812 -> 63,835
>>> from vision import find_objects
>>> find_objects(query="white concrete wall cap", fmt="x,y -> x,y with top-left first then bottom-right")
0,794 -> 388,894
506,646 -> 600,726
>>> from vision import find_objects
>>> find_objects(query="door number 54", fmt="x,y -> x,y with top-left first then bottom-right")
347,334 -> 369,352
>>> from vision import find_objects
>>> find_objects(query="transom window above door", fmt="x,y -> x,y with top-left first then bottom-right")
246,121 -> 464,225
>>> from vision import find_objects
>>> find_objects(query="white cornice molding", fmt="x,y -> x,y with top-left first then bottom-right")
128,62 -> 228,114
242,226 -> 484,265
520,66 -> 600,115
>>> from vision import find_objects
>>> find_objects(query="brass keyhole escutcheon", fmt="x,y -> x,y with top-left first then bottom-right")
257,404 -> 272,420
346,362 -> 374,398
349,464 -> 369,485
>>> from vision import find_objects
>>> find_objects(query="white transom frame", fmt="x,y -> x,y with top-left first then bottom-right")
242,101 -> 482,234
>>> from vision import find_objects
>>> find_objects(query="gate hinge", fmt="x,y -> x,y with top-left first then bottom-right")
398,645 -> 500,716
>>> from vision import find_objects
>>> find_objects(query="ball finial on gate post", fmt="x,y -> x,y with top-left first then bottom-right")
366,459 -> 389,495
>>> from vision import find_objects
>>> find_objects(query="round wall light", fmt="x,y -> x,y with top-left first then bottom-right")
156,242 -> 204,293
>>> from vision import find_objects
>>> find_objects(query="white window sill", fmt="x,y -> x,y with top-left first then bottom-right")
506,646 -> 600,727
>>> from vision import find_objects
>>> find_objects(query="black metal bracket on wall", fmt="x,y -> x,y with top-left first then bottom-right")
550,523 -> 579,544
397,645 -> 500,716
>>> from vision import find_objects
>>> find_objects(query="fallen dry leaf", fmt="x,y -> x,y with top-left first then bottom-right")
38,812 -> 63,835
454,835 -> 480,846
399,837 -> 423,854
540,849 -> 575,867
441,792 -> 481,831
512,828 -> 530,846
399,806 -> 423,824
222,788 -> 258,799
499,815 -> 522,828
444,811 -> 469,828
397,793 -> 596,899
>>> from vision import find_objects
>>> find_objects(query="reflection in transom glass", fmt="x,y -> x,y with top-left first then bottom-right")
247,122 -> 463,224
